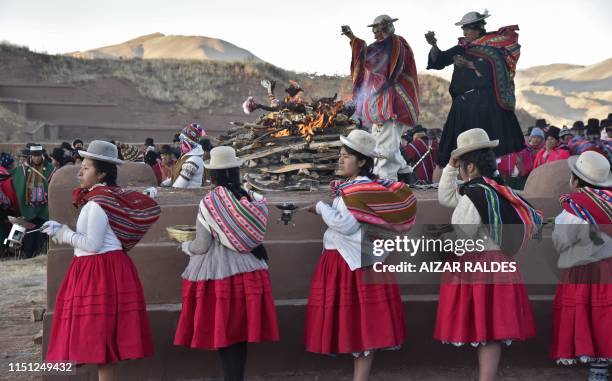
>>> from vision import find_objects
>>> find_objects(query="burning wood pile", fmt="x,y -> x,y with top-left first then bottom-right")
218,98 -> 357,191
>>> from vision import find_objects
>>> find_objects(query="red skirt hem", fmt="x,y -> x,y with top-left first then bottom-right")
434,252 -> 536,344
173,269 -> 280,350
549,259 -> 612,361
303,249 -> 406,355
45,251 -> 153,365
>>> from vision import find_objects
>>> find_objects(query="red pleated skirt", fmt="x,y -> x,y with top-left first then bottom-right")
304,249 -> 406,355
46,251 -> 153,364
173,269 -> 279,350
550,258 -> 612,362
434,251 -> 536,345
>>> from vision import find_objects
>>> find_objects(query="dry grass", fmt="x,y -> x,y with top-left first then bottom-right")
0,43 -> 537,131
0,255 -> 46,379
0,105 -> 29,142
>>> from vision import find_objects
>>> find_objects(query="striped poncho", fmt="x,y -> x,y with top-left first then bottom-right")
350,34 -> 420,127
331,177 -> 417,232
72,186 -> 161,251
200,186 -> 268,254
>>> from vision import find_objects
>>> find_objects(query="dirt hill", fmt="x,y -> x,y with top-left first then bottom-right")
0,41 -> 537,142
515,58 -> 612,126
66,33 -> 263,63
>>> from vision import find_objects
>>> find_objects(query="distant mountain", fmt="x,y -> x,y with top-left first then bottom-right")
66,33 -> 263,63
515,58 -> 612,126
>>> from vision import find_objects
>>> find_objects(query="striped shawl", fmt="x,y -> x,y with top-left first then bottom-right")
462,177 -> 543,251
330,178 -> 416,232
72,186 -> 161,251
560,187 -> 612,225
200,186 -> 267,253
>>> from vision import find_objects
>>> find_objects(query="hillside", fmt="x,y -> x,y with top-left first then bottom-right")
66,33 -> 262,63
515,58 -> 612,126
0,42 -> 537,142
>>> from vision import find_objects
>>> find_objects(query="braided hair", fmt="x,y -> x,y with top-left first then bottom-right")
458,148 -> 504,184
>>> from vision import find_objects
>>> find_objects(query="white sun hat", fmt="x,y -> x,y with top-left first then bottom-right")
455,9 -> 491,26
451,128 -> 499,159
340,129 -> 379,158
567,151 -> 612,188
204,146 -> 244,170
78,140 -> 124,165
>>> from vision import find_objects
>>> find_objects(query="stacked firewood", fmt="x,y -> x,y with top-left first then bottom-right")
218,99 -> 357,191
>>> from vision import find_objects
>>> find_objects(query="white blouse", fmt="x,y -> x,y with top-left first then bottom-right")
55,201 -> 123,256
437,165 -> 500,251
438,165 -> 482,225
553,209 -> 612,269
316,180 -> 363,271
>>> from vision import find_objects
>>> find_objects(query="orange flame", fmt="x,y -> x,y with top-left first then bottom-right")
269,100 -> 344,141
272,128 -> 290,138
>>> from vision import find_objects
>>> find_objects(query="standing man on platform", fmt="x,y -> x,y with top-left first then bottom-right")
342,15 -> 420,181
425,10 -> 525,169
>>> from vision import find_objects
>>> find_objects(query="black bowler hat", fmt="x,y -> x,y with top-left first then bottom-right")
571,121 -> 585,131
411,125 -> 427,135
545,126 -> 561,140
21,143 -> 45,156
535,119 -> 548,128
586,118 -> 600,130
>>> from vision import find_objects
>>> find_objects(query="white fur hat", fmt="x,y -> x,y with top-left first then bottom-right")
455,9 -> 490,26
368,15 -> 399,27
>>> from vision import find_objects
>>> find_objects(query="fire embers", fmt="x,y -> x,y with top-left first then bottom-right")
264,100 -> 351,142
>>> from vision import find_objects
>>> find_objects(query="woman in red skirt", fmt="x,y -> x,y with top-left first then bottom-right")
173,146 -> 279,381
436,129 -> 542,381
42,140 -> 160,380
304,130 -> 416,381
550,151 -> 612,380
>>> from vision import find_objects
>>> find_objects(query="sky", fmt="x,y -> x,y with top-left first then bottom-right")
1,0 -> 611,76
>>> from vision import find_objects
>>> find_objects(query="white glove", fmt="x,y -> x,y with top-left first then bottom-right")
181,241 -> 194,256
51,225 -> 71,245
42,221 -> 62,236
143,187 -> 158,198
260,79 -> 272,92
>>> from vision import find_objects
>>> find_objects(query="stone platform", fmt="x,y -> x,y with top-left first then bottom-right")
42,161 -> 573,380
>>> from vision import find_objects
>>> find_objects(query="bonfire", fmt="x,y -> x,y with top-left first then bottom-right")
219,97 -> 357,191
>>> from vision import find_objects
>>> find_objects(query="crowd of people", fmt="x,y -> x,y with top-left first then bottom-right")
399,115 -> 612,189
0,8 -> 610,381
0,128 -> 217,258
